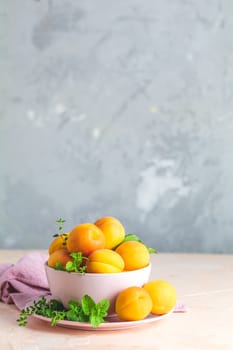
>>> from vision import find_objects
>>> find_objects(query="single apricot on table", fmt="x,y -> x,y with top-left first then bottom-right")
48,233 -> 69,255
143,280 -> 177,315
66,223 -> 105,256
94,216 -> 125,249
47,248 -> 72,269
115,286 -> 152,321
115,241 -> 150,271
87,248 -> 125,273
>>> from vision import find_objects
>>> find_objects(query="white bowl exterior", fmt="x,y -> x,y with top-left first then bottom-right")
45,264 -> 151,314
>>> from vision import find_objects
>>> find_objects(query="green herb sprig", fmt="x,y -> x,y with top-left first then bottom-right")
53,218 -> 66,238
54,252 -> 89,274
51,217 -> 69,248
17,295 -> 110,328
66,252 -> 89,274
17,297 -> 65,326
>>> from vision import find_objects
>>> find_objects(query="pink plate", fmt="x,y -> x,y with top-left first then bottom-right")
31,310 -> 173,331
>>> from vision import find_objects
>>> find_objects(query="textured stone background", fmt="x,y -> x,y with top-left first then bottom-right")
1,0 -> 233,252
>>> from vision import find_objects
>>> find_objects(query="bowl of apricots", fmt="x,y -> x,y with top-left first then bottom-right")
46,216 -> 153,315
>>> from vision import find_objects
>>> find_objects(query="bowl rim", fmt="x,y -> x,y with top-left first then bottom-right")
45,262 -> 151,277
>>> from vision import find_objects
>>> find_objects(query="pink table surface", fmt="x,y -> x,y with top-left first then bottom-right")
0,250 -> 233,350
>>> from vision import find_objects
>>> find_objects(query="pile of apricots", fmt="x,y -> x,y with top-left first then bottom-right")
47,216 -> 177,321
47,216 -> 150,273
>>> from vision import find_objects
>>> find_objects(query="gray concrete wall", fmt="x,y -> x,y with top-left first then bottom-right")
1,0 -> 233,253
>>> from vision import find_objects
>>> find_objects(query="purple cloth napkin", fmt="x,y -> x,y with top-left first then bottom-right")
0,252 -> 50,310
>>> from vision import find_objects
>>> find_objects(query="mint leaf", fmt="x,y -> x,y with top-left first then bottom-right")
123,234 -> 140,242
65,261 -> 75,272
55,262 -> 64,270
96,299 -> 110,317
48,299 -> 64,311
66,310 -> 80,322
148,247 -> 157,254
67,300 -> 89,322
78,312 -> 89,322
90,307 -> 104,327
67,300 -> 80,311
81,295 -> 96,316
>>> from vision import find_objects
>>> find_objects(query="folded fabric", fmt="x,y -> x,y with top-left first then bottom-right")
0,252 -> 50,310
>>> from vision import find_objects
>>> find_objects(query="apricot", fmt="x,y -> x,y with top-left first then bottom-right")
48,233 -> 69,255
86,248 -> 125,273
47,248 -> 72,269
115,286 -> 152,321
94,216 -> 125,249
115,241 -> 150,271
143,280 -> 177,315
66,223 -> 105,256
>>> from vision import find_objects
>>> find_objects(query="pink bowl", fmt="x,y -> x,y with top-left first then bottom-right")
45,263 -> 151,315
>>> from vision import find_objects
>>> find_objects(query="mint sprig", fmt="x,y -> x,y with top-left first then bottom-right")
17,295 -> 110,328
65,252 -> 88,274
82,295 -> 110,327
53,252 -> 88,273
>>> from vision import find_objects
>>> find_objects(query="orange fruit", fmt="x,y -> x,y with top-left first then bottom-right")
115,286 -> 152,321
47,248 -> 72,269
115,241 -> 150,271
66,223 -> 105,256
48,233 -> 69,255
94,216 -> 125,249
87,248 -> 125,273
143,280 -> 177,315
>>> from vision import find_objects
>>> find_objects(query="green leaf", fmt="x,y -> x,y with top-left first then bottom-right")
55,262 -> 64,270
90,307 -> 104,327
81,295 -> 96,316
66,300 -> 89,322
123,234 -> 141,242
78,312 -> 89,322
148,247 -> 157,254
118,233 -> 157,254
49,299 -> 65,311
67,300 -> 80,311
66,310 -> 80,322
96,299 -> 110,317
65,261 -> 75,272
